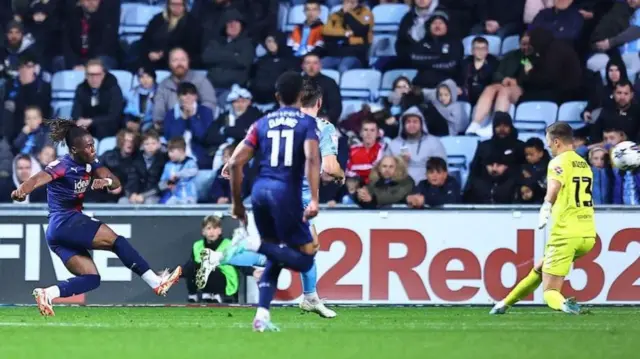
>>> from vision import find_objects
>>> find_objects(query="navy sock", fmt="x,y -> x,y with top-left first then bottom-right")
58,274 -> 101,297
112,236 -> 151,277
258,260 -> 282,310
257,242 -> 314,273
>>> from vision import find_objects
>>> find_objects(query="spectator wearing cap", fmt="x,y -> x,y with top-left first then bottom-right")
354,155 -> 415,208
124,67 -> 157,133
3,54 -> 51,143
207,85 -> 262,148
321,0 -> 374,73
301,53 -> 342,123
71,58 -> 124,140
394,0 -> 441,70
463,151 -> 518,204
385,106 -> 447,184
409,11 -> 464,89
139,0 -> 201,71
202,9 -> 254,105
56,0 -> 118,71
250,32 -> 298,104
153,48 -> 217,129
288,0 -> 325,57
530,0 -> 583,44
407,156 -> 461,208
1,21 -> 37,82
471,0 -> 524,38
164,82 -> 215,169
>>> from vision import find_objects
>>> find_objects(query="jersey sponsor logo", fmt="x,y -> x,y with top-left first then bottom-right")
74,179 -> 90,194
553,166 -> 563,175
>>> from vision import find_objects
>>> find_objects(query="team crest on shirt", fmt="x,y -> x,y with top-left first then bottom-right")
553,166 -> 563,175
86,164 -> 92,173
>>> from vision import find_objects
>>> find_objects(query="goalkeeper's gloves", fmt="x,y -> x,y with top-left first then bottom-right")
538,201 -> 552,229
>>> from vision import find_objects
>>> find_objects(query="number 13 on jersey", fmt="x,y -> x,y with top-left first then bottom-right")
572,176 -> 593,207
267,129 -> 294,167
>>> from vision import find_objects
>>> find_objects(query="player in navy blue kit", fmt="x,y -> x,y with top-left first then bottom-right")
224,72 -> 321,332
11,119 -> 182,316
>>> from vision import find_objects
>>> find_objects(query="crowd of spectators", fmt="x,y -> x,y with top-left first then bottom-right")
1,0 -> 640,208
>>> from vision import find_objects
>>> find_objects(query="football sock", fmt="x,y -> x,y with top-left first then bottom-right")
225,251 -> 267,267
141,270 -> 162,288
113,235 -> 152,277
257,260 -> 282,310
56,275 -> 101,298
45,285 -> 61,299
543,289 -> 566,311
257,242 -> 314,272
504,269 -> 542,306
301,261 -> 318,296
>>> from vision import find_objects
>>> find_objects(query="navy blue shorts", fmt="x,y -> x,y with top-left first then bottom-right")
251,180 -> 312,247
46,212 -> 102,264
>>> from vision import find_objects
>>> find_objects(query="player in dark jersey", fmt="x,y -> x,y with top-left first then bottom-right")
11,119 -> 182,316
223,72 -> 321,332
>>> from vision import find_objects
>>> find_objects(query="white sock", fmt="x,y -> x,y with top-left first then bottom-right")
246,237 -> 261,252
304,292 -> 320,302
466,121 -> 481,134
141,270 -> 162,288
188,294 -> 198,301
255,307 -> 270,321
45,286 -> 60,300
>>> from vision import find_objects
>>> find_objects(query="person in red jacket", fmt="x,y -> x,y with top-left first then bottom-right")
345,118 -> 383,183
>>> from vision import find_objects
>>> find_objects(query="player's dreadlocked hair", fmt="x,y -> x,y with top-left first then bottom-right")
45,118 -> 90,148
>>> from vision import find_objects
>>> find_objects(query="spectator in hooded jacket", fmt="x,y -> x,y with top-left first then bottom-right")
422,79 -> 469,136
583,57 -> 628,124
459,36 -> 499,105
288,0 -> 325,57
124,66 -> 157,132
472,0 -> 524,38
321,0 -> 374,73
164,82 -> 215,169
1,21 -> 37,82
139,0 -> 201,71
202,9 -> 254,104
302,53 -> 342,123
122,130 -> 168,205
463,152 -> 518,204
530,0 -> 584,44
3,54 -> 51,143
354,155 -> 415,208
394,0 -> 441,69
13,105 -> 52,156
406,156 -> 461,208
55,0 -> 118,71
88,129 -> 139,203
71,58 -> 124,140
3,153 -> 46,203
251,32 -> 298,104
207,85 -> 262,150
153,48 -> 217,128
385,106 -> 447,183
514,178 -> 545,204
409,11 -> 463,89
591,80 -> 640,144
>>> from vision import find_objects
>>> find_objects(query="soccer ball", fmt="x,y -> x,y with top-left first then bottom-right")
610,141 -> 640,170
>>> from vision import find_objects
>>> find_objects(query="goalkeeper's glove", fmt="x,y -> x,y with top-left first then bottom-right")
538,201 -> 552,229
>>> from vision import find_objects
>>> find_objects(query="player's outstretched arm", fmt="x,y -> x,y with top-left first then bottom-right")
12,171 -> 53,201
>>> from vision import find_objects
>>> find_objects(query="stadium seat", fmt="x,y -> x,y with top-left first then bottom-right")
321,69 -> 340,84
340,69 -> 381,100
379,69 -> 417,97
194,170 -> 216,201
514,101 -> 558,132
120,3 -> 138,25
51,70 -> 85,105
110,70 -> 134,95
518,132 -> 545,143
98,136 -> 117,156
370,34 -> 397,59
285,4 -> 329,31
463,35 -> 501,56
340,99 -> 366,120
501,35 -> 520,55
120,5 -> 163,43
53,101 -> 73,118
460,101 -> 472,120
372,4 -> 410,33
277,2 -> 288,32
557,101 -> 588,129
440,136 -> 479,187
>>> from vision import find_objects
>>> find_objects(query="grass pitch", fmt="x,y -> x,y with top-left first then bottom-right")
1,306 -> 638,358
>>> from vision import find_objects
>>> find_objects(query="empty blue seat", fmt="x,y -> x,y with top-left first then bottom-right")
110,70 -> 134,95
51,70 -> 85,105
120,5 -> 163,43
379,69 -> 417,97
340,100 -> 365,121
463,35 -> 501,56
440,136 -> 479,187
372,4 -> 410,33
340,69 -> 381,100
98,136 -> 117,156
518,132 -> 545,143
460,101 -> 472,120
53,101 -> 73,118
501,35 -> 520,55
514,101 -> 558,132
557,101 -> 588,129
321,69 -> 340,84
285,5 -> 329,31
370,34 -> 397,59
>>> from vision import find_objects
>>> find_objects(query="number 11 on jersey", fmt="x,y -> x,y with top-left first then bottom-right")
267,129 -> 294,167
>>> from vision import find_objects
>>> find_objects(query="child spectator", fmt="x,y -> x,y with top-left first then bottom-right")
346,118 -> 384,184
422,79 -> 469,136
160,137 -> 198,204
288,0 -> 324,57
407,157 -> 461,208
163,82 -> 215,169
341,175 -> 360,205
124,67 -> 157,132
573,133 -> 588,158
210,144 -> 235,204
460,37 -> 499,105
124,130 -> 168,205
589,146 -> 612,205
514,179 -> 544,204
183,215 -> 238,303
602,127 -> 627,149
12,106 -> 52,156
521,137 -> 550,187
36,145 -> 56,167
